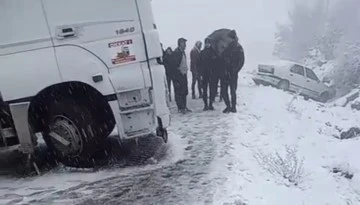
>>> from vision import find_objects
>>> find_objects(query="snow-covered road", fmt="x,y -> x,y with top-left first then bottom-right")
1,74 -> 360,205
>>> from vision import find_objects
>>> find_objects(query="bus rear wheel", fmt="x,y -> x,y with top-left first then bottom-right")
43,100 -> 110,168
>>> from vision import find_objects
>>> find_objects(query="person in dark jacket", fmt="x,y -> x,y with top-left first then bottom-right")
220,32 -> 245,113
190,41 -> 203,99
160,43 -> 165,56
163,47 -> 174,102
173,38 -> 192,114
199,38 -> 220,111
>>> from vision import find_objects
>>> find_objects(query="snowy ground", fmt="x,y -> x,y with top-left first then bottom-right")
1,74 -> 360,205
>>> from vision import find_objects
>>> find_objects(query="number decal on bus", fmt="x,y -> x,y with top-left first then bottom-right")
115,27 -> 135,35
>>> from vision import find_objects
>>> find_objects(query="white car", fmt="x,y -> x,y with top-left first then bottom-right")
252,60 -> 336,102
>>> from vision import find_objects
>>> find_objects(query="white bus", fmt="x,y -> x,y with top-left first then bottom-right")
0,0 -> 170,168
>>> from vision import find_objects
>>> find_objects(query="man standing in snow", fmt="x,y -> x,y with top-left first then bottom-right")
200,38 -> 219,111
190,41 -> 203,99
173,38 -> 192,114
220,31 -> 245,113
163,47 -> 175,102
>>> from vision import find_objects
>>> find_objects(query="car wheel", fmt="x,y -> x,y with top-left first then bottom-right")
277,80 -> 290,91
319,92 -> 330,103
252,79 -> 261,86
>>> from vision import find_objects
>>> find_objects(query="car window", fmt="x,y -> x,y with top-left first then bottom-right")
305,68 -> 319,81
290,65 -> 304,76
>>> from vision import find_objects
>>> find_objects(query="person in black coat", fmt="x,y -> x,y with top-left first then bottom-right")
220,34 -> 245,113
199,38 -> 221,111
172,38 -> 192,114
163,47 -> 174,102
190,41 -> 203,99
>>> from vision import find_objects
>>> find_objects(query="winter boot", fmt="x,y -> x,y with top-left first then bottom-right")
203,105 -> 209,111
223,107 -> 231,114
230,100 -> 237,113
208,104 -> 215,111
179,109 -> 186,114
185,107 -> 193,113
203,97 -> 209,111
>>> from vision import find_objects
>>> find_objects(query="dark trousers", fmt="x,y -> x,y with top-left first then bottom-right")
216,79 -> 223,101
191,71 -> 202,97
166,74 -> 172,101
221,73 -> 238,108
202,73 -> 220,106
174,73 -> 188,110
210,74 -> 220,105
202,75 -> 210,106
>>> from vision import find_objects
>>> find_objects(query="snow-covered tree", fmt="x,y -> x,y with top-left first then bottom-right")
273,23 -> 292,60
274,0 -> 360,95
333,43 -> 360,95
330,0 -> 360,94
274,0 -> 328,62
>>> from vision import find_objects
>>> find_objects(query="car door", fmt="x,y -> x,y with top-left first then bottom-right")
288,65 -> 307,94
305,67 -> 323,97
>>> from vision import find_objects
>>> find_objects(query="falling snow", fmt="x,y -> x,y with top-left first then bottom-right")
1,74 -> 360,205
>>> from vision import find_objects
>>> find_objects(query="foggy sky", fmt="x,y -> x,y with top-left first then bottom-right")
152,0 -> 290,69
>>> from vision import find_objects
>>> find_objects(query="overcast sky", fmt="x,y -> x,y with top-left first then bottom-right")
152,0 -> 291,69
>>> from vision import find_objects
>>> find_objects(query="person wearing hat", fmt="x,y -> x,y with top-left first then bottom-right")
172,37 -> 192,114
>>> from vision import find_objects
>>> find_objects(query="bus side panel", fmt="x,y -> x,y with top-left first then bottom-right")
0,0 -> 52,55
149,61 -> 170,128
0,0 -> 61,102
136,0 -> 170,127
0,49 -> 61,102
53,46 -> 115,96
42,0 -> 150,92
41,0 -> 145,68
136,0 -> 163,60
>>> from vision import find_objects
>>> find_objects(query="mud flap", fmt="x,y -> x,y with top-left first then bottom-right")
156,116 -> 168,143
9,102 -> 35,155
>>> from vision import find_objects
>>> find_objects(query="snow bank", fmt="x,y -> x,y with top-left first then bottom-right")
211,75 -> 360,205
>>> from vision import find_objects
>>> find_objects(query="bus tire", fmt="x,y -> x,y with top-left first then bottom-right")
42,99 -> 109,168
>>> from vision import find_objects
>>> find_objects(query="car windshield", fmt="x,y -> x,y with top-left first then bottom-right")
306,67 -> 319,81
1,0 -> 359,205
